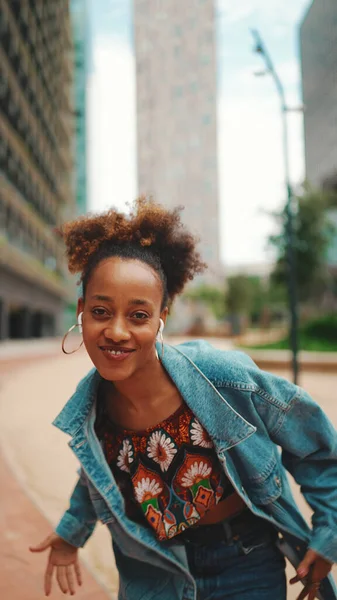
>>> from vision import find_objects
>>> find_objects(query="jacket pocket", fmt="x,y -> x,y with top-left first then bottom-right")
244,460 -> 283,505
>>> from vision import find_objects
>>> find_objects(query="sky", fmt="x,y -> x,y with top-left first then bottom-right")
87,0 -> 311,268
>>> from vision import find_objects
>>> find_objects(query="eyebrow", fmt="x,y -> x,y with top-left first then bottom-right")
91,295 -> 153,307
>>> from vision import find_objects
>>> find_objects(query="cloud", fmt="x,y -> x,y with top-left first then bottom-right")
278,60 -> 301,88
87,36 -> 137,214
217,0 -> 310,27
87,2 -> 307,267
218,89 -> 304,266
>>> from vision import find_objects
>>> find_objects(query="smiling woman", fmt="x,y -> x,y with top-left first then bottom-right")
59,197 -> 205,384
29,198 -> 337,600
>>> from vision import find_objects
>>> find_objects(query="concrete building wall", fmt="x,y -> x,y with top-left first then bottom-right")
0,0 -> 76,340
134,0 -> 220,279
70,0 -> 89,216
300,0 -> 337,188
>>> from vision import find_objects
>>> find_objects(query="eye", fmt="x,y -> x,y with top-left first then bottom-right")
132,311 -> 149,320
92,307 -> 109,317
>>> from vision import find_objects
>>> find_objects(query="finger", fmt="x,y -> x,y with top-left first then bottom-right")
66,566 -> 76,596
297,550 -> 317,579
44,562 -> 54,597
30,536 -> 52,553
290,574 -> 301,584
57,565 -> 69,594
74,561 -> 82,587
296,584 -> 310,600
308,585 -> 320,600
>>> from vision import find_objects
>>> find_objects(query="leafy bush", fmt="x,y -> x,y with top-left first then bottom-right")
301,314 -> 337,343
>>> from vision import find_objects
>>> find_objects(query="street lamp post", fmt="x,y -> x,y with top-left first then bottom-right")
251,29 -> 300,384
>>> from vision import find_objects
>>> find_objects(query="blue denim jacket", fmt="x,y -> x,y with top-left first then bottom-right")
53,341 -> 337,600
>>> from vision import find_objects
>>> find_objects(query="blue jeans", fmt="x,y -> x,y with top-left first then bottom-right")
185,518 -> 286,600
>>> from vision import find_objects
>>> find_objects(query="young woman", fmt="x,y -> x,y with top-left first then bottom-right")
30,199 -> 337,600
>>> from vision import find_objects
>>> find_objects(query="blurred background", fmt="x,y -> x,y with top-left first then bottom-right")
0,1 -> 336,598
0,0 -> 336,364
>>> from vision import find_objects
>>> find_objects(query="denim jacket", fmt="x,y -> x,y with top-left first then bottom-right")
53,341 -> 337,600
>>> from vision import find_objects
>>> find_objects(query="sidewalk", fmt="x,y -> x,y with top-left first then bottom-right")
0,338 -> 336,598
0,347 -> 112,600
0,338 -> 61,376
0,450 -> 110,600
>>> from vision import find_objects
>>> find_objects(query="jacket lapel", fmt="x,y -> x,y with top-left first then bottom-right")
160,344 -> 256,452
53,343 -> 256,452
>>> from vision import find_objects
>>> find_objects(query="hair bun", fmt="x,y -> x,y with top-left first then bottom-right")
61,197 -> 207,300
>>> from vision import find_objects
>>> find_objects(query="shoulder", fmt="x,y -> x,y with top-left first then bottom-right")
174,339 -> 257,382
53,367 -> 99,434
174,339 -> 298,409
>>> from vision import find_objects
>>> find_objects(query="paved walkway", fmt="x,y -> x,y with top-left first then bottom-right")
0,347 -> 112,599
0,339 -> 336,598
0,449 -> 110,600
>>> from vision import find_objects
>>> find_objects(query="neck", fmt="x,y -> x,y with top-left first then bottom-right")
109,352 -> 174,411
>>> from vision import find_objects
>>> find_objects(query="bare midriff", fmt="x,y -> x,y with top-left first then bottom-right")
196,492 -> 247,526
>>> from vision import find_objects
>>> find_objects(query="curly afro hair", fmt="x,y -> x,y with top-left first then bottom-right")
60,197 -> 207,306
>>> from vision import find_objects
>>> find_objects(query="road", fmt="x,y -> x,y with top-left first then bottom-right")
0,340 -> 336,598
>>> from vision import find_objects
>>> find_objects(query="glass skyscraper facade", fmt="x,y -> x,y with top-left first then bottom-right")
70,0 -> 88,216
0,1 -> 75,339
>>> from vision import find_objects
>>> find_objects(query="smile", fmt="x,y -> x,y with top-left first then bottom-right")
99,347 -> 135,361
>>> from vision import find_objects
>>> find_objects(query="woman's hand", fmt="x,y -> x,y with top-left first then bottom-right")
290,549 -> 332,600
30,532 -> 82,596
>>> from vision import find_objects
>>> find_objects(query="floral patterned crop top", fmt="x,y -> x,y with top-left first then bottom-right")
96,402 -> 235,541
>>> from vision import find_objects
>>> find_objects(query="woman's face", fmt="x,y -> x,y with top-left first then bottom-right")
78,257 -> 167,381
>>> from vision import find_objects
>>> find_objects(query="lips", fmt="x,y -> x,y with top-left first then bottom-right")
99,346 -> 135,362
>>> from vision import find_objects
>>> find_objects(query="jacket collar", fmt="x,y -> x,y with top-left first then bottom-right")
53,343 -> 256,451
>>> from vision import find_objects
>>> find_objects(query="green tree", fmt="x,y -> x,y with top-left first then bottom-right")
184,284 -> 226,320
226,275 -> 258,315
269,185 -> 337,303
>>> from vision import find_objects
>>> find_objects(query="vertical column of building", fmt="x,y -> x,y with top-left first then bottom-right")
0,0 -> 76,339
300,0 -> 337,188
134,0 -> 220,279
70,0 -> 88,216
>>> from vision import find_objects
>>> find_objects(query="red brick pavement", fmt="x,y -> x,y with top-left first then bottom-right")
0,350 -> 111,599
0,450 -> 110,599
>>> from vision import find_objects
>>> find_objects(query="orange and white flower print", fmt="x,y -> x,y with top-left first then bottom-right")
134,477 -> 163,504
147,430 -> 177,472
180,460 -> 212,488
116,438 -> 134,473
190,418 -> 213,448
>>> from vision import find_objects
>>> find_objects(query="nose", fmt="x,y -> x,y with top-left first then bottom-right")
103,316 -> 131,343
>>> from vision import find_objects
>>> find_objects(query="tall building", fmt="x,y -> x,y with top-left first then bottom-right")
134,0 -> 220,277
300,0 -> 337,188
0,1 -> 75,340
70,0 -> 88,216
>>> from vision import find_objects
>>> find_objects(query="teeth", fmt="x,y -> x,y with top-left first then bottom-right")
106,349 -> 125,355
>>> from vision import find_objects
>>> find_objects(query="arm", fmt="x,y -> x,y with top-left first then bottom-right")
245,357 -> 337,563
55,469 -> 98,548
270,385 -> 337,563
30,470 -> 96,595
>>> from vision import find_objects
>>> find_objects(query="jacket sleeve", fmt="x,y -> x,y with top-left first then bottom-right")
259,377 -> 337,563
55,469 -> 98,548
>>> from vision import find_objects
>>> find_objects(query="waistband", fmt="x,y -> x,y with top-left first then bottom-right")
177,508 -> 275,545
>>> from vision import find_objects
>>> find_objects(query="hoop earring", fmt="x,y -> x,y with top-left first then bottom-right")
156,318 -> 165,358
62,323 -> 84,354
